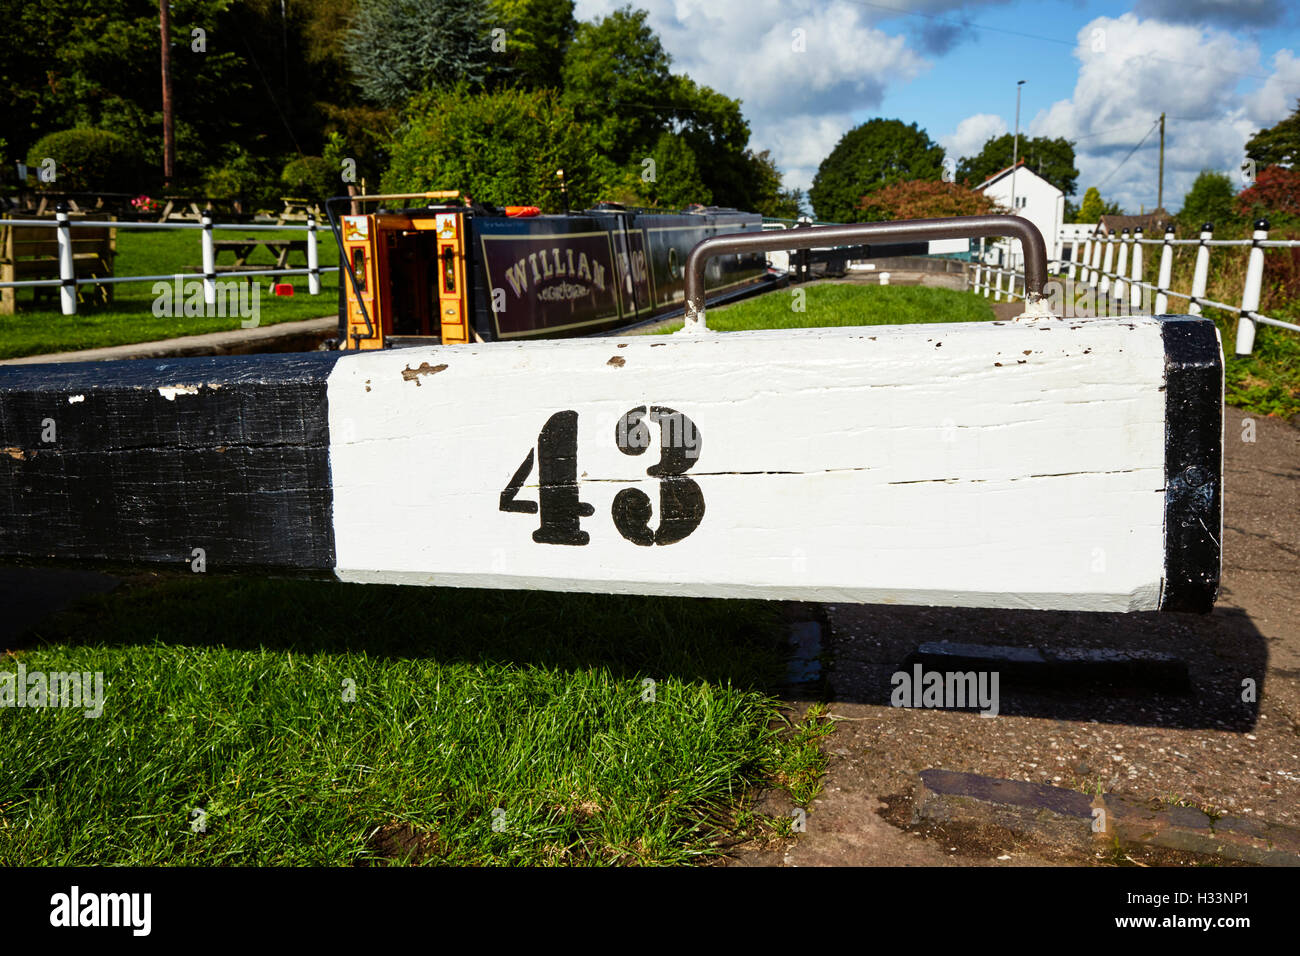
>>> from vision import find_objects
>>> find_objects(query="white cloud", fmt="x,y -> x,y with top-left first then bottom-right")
574,0 -> 933,191
1244,49 -> 1300,127
568,4 -> 1300,211
1027,13 -> 1296,212
940,113 -> 1008,161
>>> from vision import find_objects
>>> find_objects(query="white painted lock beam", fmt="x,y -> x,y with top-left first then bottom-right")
0,314 -> 1222,613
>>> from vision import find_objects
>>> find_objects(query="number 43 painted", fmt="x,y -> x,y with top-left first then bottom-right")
499,407 -> 705,546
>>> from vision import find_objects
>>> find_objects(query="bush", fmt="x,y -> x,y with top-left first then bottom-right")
281,156 -> 337,202
858,180 -> 1003,221
25,128 -> 143,192
203,151 -> 276,209
1237,165 -> 1300,225
382,85 -> 602,211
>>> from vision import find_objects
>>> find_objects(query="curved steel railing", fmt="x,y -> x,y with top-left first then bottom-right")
683,215 -> 1050,330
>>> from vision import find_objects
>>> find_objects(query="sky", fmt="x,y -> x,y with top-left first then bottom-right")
572,0 -> 1300,213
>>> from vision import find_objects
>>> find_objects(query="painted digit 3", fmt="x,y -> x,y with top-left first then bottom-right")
612,406 -> 705,546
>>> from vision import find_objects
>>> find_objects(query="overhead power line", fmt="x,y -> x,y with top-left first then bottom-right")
1094,117 -> 1161,188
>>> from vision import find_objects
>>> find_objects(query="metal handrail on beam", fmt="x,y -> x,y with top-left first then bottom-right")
683,215 -> 1050,331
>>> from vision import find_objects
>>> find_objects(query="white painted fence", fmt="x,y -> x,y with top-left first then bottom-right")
0,211 -> 338,316
972,220 -> 1300,356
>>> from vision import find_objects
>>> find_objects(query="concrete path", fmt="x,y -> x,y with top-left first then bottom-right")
0,316 -> 335,365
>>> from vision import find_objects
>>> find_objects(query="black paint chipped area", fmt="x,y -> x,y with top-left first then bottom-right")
0,352 -> 341,570
1159,317 -> 1223,613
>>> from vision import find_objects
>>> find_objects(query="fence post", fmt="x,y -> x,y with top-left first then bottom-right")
994,268 -> 1004,301
56,204 -> 76,315
1068,233 -> 1081,282
1088,233 -> 1103,288
1155,224 -> 1174,314
1099,232 -> 1115,298
1189,222 -> 1213,316
201,211 -> 216,307
1129,227 -> 1144,312
1114,228 -> 1130,310
1236,218 -> 1269,356
307,215 -> 321,295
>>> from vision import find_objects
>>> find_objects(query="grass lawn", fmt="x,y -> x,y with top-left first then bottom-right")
655,280 -> 996,333
2,576 -> 830,866
0,226 -> 339,359
1215,317 -> 1300,419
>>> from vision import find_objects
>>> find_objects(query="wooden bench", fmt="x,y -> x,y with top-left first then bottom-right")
277,197 -> 320,223
0,215 -> 117,315
187,238 -> 309,284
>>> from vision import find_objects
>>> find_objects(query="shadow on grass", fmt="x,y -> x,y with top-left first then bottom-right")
13,571 -> 789,690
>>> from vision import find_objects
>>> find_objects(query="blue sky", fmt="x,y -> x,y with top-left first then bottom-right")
573,0 -> 1300,212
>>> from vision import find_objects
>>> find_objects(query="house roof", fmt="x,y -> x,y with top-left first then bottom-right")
1095,209 -> 1173,235
974,159 -> 1062,196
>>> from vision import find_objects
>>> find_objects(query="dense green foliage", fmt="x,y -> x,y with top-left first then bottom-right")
25,128 -> 142,192
0,0 -> 368,190
382,85 -> 598,209
1074,185 -> 1122,222
281,155 -> 337,201
343,0 -> 493,109
955,134 -> 1079,197
1,1 -> 796,216
1178,170 -> 1237,228
808,119 -> 945,222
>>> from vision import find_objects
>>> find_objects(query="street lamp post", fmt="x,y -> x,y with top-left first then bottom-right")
1010,80 -> 1025,214
1010,80 -> 1025,270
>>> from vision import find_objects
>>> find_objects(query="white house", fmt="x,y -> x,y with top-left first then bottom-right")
974,161 -> 1066,269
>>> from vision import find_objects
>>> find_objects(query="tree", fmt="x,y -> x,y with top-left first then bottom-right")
1178,170 -> 1236,227
857,180 -> 1004,221
561,6 -> 673,166
808,119 -> 945,223
1245,99 -> 1300,169
638,132 -> 710,207
955,134 -> 1079,197
1074,186 -> 1123,223
743,149 -> 804,218
344,0 -> 493,109
486,0 -> 577,91
559,6 -> 778,212
381,85 -> 601,212
1237,164 -> 1300,221
670,74 -> 755,209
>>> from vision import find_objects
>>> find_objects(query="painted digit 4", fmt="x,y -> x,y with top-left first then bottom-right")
500,407 -> 705,546
499,410 -> 594,545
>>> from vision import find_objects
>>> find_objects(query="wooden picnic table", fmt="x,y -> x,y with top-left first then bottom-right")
187,238 -> 309,284
214,238 -> 308,270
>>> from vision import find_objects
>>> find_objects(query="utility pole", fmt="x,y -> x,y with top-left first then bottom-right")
160,0 -> 175,186
1157,112 -> 1166,212
1010,80 -> 1025,214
